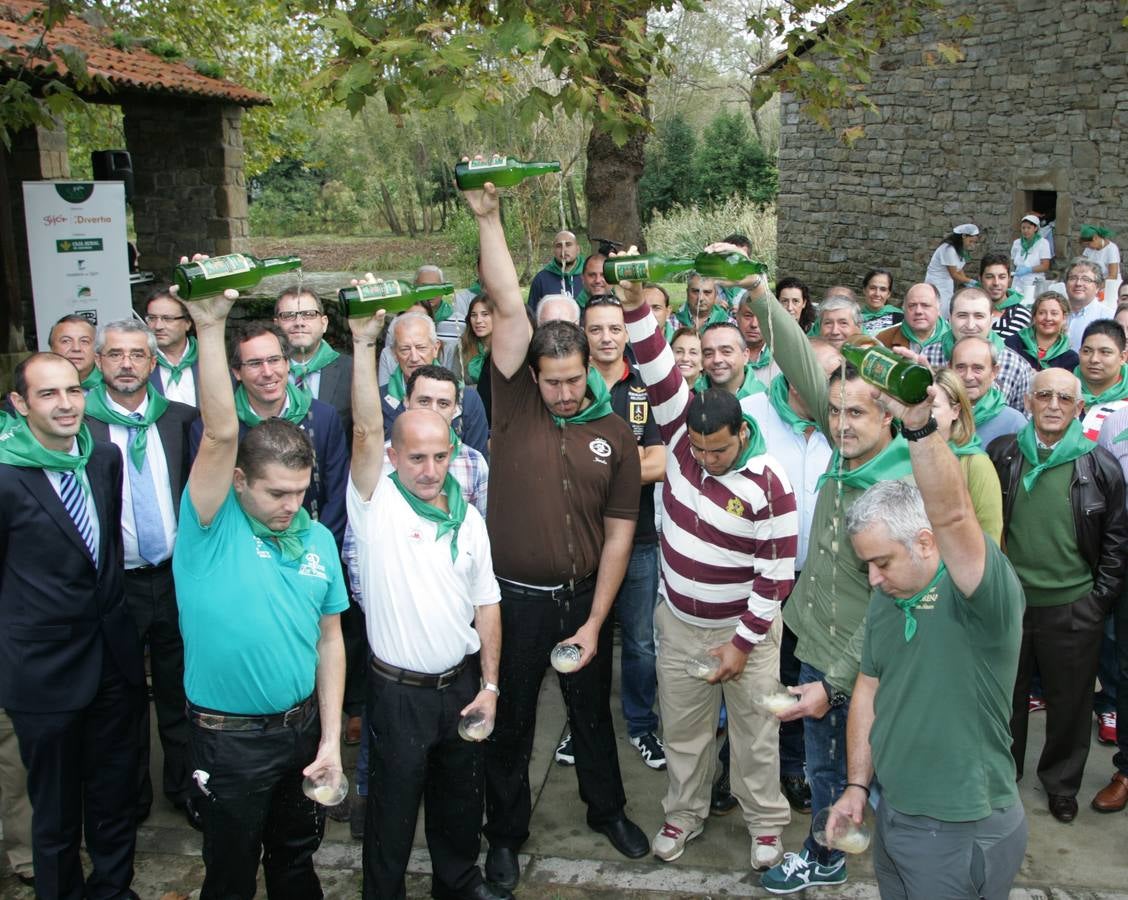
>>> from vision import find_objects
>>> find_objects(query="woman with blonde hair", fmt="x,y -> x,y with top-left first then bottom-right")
932,367 -> 1004,544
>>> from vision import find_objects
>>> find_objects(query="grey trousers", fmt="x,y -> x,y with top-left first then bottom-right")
0,708 -> 33,878
873,800 -> 1027,900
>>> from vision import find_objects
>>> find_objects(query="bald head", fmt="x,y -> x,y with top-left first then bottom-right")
391,408 -> 450,452
537,294 -> 581,326
388,408 -> 453,504
552,231 -> 578,268
903,283 -> 940,339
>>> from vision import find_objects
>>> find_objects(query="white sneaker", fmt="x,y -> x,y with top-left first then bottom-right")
752,834 -> 784,871
652,821 -> 703,862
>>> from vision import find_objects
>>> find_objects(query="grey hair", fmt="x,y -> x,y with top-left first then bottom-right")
846,480 -> 931,553
1066,256 -> 1105,283
951,334 -> 999,365
1029,368 -> 1082,397
96,318 -> 158,357
388,311 -> 438,346
819,295 -> 862,327
415,264 -> 445,282
536,293 -> 581,326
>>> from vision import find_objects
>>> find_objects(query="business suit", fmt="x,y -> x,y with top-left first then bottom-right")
0,441 -> 145,900
87,400 -> 198,816
148,361 -> 200,406
305,352 -> 353,439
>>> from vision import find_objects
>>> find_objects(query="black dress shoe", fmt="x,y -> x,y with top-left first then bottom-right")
432,880 -> 514,900
484,846 -> 519,891
1048,794 -> 1078,823
591,815 -> 649,859
710,769 -> 738,815
781,775 -> 812,814
183,796 -> 204,832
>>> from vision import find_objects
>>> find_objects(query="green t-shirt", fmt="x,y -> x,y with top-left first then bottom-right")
174,488 -> 349,714
861,540 -> 1023,821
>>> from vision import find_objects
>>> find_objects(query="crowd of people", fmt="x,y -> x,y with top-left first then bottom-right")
0,183 -> 1126,900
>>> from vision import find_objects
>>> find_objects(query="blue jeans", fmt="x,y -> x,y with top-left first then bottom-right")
616,542 -> 660,737
799,662 -> 849,866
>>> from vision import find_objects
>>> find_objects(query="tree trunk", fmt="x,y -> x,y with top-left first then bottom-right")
585,124 -> 647,251
404,194 -> 418,238
379,182 -> 402,235
567,177 -> 583,233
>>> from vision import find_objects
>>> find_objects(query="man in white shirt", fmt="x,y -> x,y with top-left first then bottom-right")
1065,258 -> 1114,351
145,289 -> 198,406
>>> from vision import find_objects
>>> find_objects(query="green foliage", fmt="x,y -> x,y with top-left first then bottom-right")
248,157 -> 327,235
693,111 -> 777,206
644,197 -> 777,276
638,113 -> 698,222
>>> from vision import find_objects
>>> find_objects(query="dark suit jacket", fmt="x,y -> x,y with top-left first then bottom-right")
0,443 -> 145,711
149,362 -> 200,404
84,400 -> 198,521
380,383 -> 490,461
188,398 -> 350,549
310,352 -> 353,439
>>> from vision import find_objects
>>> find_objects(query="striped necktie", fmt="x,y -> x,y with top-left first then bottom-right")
59,470 -> 96,560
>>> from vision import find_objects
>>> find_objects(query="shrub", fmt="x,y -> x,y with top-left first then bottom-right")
643,197 -> 777,276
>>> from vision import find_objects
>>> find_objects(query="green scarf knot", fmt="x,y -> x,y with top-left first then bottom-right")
83,384 -> 169,471
1076,363 -> 1128,408
386,367 -> 407,405
676,303 -> 729,332
1017,327 -> 1070,368
553,369 -> 614,428
234,382 -> 312,427
389,470 -> 468,562
466,346 -> 487,383
432,299 -> 454,323
1016,419 -> 1096,492
289,340 -> 340,385
244,503 -> 311,562
157,337 -> 198,385
993,289 -> 1024,311
894,562 -> 947,642
816,435 -> 914,492
971,387 -> 1007,427
747,346 -> 773,370
949,434 -> 984,457
899,317 -> 950,350
1018,233 -> 1040,254
768,374 -> 815,434
0,415 -> 94,476
694,363 -> 766,399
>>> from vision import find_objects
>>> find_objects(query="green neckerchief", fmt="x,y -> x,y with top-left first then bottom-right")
289,340 -> 340,383
971,387 -> 1006,427
940,327 -> 1003,361
466,345 -> 487,383
748,345 -> 773,370
1017,419 -> 1096,492
389,470 -> 467,563
386,367 -> 407,403
553,369 -> 613,428
157,337 -> 198,385
899,317 -> 950,349
0,416 -> 94,476
949,434 -> 984,457
1019,233 -> 1040,254
663,320 -> 676,343
432,299 -> 453,323
544,255 -> 585,278
861,304 -> 902,322
694,363 -> 767,399
83,384 -> 169,471
81,367 -> 103,391
676,302 -> 729,331
244,503 -> 311,562
1016,326 -> 1071,368
894,561 -> 947,643
816,434 -> 913,492
729,412 -> 768,471
768,374 -> 815,434
576,289 -> 590,308
1076,363 -> 1128,408
234,382 -> 312,427
993,289 -> 1023,311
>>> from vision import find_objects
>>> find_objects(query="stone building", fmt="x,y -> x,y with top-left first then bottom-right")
772,0 -> 1128,297
0,0 -> 269,352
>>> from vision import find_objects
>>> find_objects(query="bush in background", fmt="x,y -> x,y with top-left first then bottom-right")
644,197 -> 777,276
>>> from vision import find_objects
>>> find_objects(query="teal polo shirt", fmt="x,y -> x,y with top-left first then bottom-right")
174,488 -> 348,714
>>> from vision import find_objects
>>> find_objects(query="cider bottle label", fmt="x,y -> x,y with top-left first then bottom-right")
859,353 -> 896,389
467,156 -> 507,171
609,260 -> 650,282
197,254 -> 253,279
355,281 -> 403,301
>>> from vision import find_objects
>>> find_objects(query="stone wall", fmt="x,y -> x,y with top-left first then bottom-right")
776,0 -> 1128,299
122,98 -> 249,294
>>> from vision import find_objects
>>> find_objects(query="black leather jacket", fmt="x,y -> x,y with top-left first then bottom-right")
987,435 -> 1128,607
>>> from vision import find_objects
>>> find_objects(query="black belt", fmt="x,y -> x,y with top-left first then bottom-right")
126,559 -> 172,574
370,654 -> 467,689
187,694 -> 316,732
496,572 -> 596,601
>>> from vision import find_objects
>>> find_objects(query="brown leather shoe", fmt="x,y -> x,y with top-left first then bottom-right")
344,715 -> 362,745
1091,772 -> 1128,813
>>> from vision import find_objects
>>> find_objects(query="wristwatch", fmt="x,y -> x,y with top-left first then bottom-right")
482,682 -> 500,696
821,679 -> 848,709
900,416 -> 938,442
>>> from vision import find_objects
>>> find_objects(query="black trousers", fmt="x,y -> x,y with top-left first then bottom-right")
124,562 -> 190,811
484,582 -> 626,849
9,652 -> 142,900
363,663 -> 485,900
1116,583 -> 1128,775
341,597 -> 368,718
189,701 -> 325,900
1011,591 -> 1106,796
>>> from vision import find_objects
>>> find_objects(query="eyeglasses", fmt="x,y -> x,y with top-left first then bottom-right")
238,355 -> 287,372
1066,275 -> 1099,285
101,349 -> 151,363
144,314 -> 187,325
1031,389 -> 1078,405
585,295 -> 622,308
276,310 -> 323,321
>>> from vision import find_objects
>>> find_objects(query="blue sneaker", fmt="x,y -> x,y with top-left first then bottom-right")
760,847 -> 846,894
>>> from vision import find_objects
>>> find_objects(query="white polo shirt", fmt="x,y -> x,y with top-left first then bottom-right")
346,474 -> 499,674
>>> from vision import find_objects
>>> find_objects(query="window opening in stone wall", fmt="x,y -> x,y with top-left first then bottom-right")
1022,190 -> 1060,267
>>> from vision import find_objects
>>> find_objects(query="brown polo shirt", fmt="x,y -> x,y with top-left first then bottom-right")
487,361 -> 641,585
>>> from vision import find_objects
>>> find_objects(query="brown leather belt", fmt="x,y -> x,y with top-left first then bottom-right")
369,654 -> 467,689
187,694 -> 316,732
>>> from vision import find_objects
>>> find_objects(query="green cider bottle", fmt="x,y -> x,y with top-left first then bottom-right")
337,280 -> 455,318
455,156 -> 561,190
841,335 -> 934,405
692,251 -> 769,281
602,254 -> 697,284
173,253 -> 302,300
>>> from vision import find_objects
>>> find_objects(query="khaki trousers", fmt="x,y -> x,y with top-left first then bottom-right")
656,602 -> 790,836
0,708 -> 33,878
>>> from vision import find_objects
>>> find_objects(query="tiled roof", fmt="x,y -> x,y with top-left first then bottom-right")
0,0 -> 270,106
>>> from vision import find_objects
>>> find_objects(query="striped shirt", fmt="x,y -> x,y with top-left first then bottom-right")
625,304 -> 798,650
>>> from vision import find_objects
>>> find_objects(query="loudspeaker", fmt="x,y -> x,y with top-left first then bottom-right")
91,149 -> 134,203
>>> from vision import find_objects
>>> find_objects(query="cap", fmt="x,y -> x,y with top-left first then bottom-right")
1020,214 -> 1040,227
953,223 -> 979,236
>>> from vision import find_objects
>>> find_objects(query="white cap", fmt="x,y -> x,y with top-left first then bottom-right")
953,223 -> 979,236
1020,214 -> 1040,227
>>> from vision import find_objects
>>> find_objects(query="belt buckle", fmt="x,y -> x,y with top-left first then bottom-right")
435,670 -> 455,689
282,702 -> 305,727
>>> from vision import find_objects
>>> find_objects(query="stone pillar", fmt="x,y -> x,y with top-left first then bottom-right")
122,99 -> 249,291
